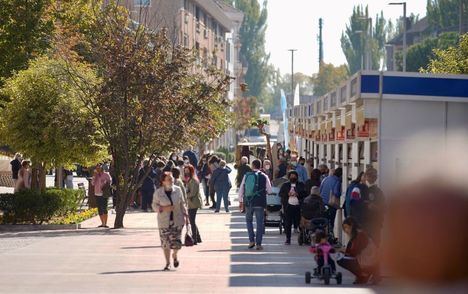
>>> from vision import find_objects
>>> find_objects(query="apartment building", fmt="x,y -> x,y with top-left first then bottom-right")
121,0 -> 244,151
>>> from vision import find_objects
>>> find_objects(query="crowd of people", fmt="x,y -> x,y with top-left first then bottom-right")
10,145 -> 385,282
234,144 -> 385,285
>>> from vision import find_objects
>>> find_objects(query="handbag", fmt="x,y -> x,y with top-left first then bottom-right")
184,225 -> 194,247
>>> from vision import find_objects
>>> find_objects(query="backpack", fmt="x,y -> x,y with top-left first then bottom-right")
243,172 -> 261,205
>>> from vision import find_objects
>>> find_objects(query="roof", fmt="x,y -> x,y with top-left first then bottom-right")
214,0 -> 244,24
193,0 -> 234,30
388,17 -> 430,45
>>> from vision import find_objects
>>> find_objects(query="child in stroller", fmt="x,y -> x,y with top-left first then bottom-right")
298,186 -> 326,245
306,231 -> 342,285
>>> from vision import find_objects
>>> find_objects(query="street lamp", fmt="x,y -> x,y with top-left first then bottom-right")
354,30 -> 365,71
358,16 -> 373,70
288,49 -> 297,97
389,2 -> 407,72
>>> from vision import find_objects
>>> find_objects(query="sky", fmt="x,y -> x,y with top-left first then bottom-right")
265,0 -> 427,76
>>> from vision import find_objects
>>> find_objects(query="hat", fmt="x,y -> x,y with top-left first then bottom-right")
310,186 -> 320,196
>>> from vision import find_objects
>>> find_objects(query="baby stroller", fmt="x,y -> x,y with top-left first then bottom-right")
305,234 -> 343,285
265,186 -> 284,234
298,193 -> 326,245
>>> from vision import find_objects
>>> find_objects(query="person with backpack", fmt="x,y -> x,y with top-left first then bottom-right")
279,170 -> 308,245
238,159 -> 272,250
343,172 -> 367,219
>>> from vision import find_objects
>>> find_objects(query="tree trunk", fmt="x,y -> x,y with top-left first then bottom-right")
114,189 -> 132,229
55,167 -> 63,188
30,162 -> 46,191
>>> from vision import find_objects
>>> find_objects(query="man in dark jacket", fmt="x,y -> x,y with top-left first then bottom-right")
279,170 -> 308,245
183,148 -> 198,167
139,163 -> 156,212
10,153 -> 22,190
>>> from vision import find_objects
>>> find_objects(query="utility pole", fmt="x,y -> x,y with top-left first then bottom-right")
389,2 -> 407,72
288,49 -> 297,98
318,18 -> 324,69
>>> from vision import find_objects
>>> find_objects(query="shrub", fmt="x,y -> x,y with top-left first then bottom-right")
50,208 -> 98,225
0,188 -> 84,224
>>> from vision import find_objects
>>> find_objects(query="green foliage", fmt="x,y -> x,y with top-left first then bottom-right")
59,1 -> 231,227
312,63 -> 349,96
50,208 -> 98,225
341,6 -> 391,74
427,0 -> 465,32
0,56 -> 105,169
424,33 -> 468,74
402,32 -> 459,72
0,188 -> 84,224
0,0 -> 54,101
214,148 -> 235,163
232,0 -> 271,100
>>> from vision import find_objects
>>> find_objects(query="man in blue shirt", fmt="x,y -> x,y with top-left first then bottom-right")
320,167 -> 342,230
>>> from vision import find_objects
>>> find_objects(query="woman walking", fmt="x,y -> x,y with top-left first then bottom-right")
184,165 -> 203,245
153,172 -> 189,271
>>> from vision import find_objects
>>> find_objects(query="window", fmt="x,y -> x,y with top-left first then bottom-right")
184,0 -> 190,10
135,0 -> 151,6
195,6 -> 200,21
183,34 -> 189,47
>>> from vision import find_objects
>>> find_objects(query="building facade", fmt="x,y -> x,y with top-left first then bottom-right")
288,71 -> 468,194
120,0 -> 245,153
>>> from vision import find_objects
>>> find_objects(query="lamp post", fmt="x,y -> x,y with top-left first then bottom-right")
358,16 -> 373,70
389,2 -> 407,72
355,30 -> 365,70
288,49 -> 297,97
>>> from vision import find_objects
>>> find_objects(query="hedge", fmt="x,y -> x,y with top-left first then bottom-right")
0,188 -> 85,224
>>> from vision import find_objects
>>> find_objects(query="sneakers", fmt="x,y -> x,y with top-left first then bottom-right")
284,241 -> 291,245
248,242 -> 256,249
256,245 -> 263,251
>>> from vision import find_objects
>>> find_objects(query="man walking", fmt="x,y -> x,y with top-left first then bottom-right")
10,153 -> 21,191
320,167 -> 342,231
239,159 -> 272,250
279,170 -> 307,245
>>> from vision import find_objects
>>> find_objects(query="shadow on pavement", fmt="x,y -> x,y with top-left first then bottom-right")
0,228 -> 149,239
121,245 -> 161,249
100,269 -> 167,275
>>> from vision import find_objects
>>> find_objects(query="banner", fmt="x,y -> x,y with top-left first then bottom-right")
280,89 -> 289,150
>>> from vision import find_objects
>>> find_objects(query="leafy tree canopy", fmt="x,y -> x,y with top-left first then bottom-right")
312,63 -> 349,97
424,33 -> 468,74
0,56 -> 105,170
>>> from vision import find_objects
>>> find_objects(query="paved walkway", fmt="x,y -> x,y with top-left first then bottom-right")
0,188 -> 380,294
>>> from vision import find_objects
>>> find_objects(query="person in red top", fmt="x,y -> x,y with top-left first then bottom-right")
337,217 -> 372,284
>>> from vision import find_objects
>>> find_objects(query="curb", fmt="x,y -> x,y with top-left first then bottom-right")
0,223 -> 81,232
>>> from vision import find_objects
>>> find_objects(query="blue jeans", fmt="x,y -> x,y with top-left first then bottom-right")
245,206 -> 265,246
216,186 -> 230,212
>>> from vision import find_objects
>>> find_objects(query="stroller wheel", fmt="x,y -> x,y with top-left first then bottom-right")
336,272 -> 342,285
305,271 -> 311,284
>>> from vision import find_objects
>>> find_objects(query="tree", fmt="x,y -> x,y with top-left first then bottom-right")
0,0 -> 54,106
405,32 -> 459,72
427,0 -> 465,32
62,2 -> 230,228
341,6 -> 391,74
228,0 -> 271,101
0,56 -> 104,190
312,63 -> 349,97
424,33 -> 468,74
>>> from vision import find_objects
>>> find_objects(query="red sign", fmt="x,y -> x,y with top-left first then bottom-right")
357,121 -> 369,137
346,124 -> 356,140
336,126 -> 345,141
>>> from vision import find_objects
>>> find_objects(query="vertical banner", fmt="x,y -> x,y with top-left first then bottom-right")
280,89 -> 289,150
